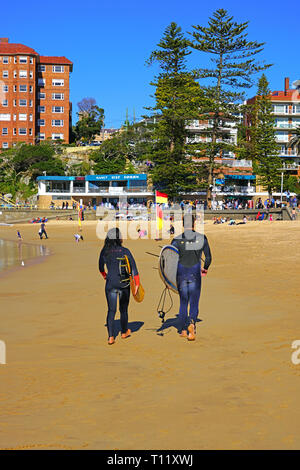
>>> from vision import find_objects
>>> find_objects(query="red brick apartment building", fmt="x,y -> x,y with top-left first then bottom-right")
0,37 -> 72,150
246,78 -> 300,164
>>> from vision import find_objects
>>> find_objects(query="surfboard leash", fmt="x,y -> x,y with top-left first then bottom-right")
157,286 -> 173,324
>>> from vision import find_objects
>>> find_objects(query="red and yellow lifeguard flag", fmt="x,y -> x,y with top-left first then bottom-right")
155,191 -> 168,231
155,191 -> 168,204
156,205 -> 163,230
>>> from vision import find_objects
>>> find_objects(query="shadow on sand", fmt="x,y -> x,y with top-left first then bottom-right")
108,320 -> 144,338
155,315 -> 203,336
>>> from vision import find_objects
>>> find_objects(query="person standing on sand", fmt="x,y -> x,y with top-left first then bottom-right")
39,221 -> 48,239
99,228 -> 140,345
171,216 -> 212,341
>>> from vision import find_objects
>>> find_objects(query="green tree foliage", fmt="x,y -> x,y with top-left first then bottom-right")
189,9 -> 271,205
74,104 -> 104,144
147,22 -> 207,197
91,121 -> 153,174
92,138 -> 127,174
0,142 -> 65,197
247,74 -> 282,197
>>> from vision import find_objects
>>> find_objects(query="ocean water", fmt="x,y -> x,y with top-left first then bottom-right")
0,239 -> 50,274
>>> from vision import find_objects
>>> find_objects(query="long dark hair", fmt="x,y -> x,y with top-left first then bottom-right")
103,228 -> 123,252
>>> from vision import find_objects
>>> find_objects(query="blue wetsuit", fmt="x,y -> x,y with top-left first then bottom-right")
99,246 -> 138,337
171,230 -> 212,332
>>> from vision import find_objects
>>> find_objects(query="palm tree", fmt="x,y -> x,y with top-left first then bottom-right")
288,126 -> 300,154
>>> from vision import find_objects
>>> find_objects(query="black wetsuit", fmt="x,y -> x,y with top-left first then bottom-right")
99,246 -> 138,337
171,230 -> 212,331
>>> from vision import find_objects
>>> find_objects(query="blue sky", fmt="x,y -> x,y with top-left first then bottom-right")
3,0 -> 299,128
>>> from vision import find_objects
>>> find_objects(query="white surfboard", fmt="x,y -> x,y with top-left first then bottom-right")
159,245 -> 179,294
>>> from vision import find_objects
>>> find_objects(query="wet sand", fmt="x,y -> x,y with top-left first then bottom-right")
0,219 -> 300,450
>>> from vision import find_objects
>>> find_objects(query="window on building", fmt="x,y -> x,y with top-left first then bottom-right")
273,104 -> 288,114
29,85 -> 33,93
13,85 -> 17,92
14,57 -> 17,64
2,57 -> 8,64
19,56 -> 27,64
19,99 -> 27,107
13,114 -> 16,121
2,128 -> 8,135
29,100 -> 33,107
13,100 -> 17,107
19,70 -> 27,78
29,128 -> 32,136
292,105 -> 300,114
2,142 -> 8,148
52,119 -> 64,126
52,106 -> 64,113
19,85 -> 27,92
38,65 -> 46,72
39,133 -> 45,140
52,79 -> 64,87
29,71 -> 33,78
19,128 -> 27,135
14,70 -> 17,78
52,133 -> 64,140
38,106 -> 45,113
275,131 -> 289,142
2,70 -> 8,78
30,57 -> 33,64
38,92 -> 45,99
29,114 -> 33,121
19,114 -> 27,121
2,99 -> 8,107
0,113 -> 11,121
38,78 -> 46,87
13,128 -> 16,135
52,93 -> 64,100
3,85 -> 8,93
275,117 -> 289,128
38,119 -> 45,126
52,65 -> 64,73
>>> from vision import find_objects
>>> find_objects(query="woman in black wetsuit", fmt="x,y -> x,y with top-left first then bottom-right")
171,217 -> 212,341
99,228 -> 139,345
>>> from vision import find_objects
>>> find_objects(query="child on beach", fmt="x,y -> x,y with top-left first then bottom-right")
74,234 -> 84,242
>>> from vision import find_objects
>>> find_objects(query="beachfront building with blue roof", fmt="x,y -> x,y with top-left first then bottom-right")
37,173 -> 153,209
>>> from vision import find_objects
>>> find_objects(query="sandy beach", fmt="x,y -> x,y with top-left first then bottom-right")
0,218 -> 300,450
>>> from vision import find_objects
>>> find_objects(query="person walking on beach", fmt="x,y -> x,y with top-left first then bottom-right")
99,228 -> 139,345
171,216 -> 212,341
39,221 -> 48,239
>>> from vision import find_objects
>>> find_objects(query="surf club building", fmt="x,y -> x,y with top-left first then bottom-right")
36,173 -> 153,209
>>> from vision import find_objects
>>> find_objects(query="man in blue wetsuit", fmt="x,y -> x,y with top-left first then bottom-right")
171,217 -> 212,341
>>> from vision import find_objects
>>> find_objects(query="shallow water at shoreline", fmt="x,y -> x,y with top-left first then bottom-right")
0,238 -> 50,273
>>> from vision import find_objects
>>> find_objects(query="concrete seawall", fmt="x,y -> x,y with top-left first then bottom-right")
0,210 -> 78,224
0,207 -> 293,225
